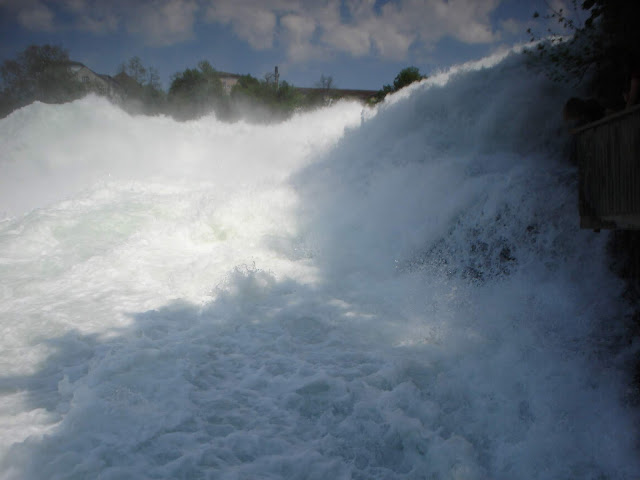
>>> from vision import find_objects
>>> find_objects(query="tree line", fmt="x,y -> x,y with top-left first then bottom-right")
526,0 -> 640,111
0,44 -> 427,121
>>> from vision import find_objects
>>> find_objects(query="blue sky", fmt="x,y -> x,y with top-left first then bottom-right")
0,0 -> 559,91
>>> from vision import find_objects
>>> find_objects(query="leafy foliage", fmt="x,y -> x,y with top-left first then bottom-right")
0,44 -> 83,116
168,60 -> 227,120
0,46 -> 357,122
392,66 -> 426,90
316,74 -> 335,91
230,73 -> 305,121
121,57 -> 148,85
374,66 -> 427,102
526,0 -> 640,107
115,56 -> 166,115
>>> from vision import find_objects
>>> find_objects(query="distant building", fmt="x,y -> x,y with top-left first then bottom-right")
217,72 -> 243,94
65,61 -> 124,102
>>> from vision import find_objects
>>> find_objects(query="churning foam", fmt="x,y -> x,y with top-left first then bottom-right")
0,51 -> 638,479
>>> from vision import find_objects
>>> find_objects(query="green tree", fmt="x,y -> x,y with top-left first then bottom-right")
526,0 -> 640,106
0,44 -> 83,116
374,66 -> 427,102
118,56 -> 148,85
115,56 -> 166,114
230,73 -> 305,122
147,66 -> 161,90
273,80 -> 304,113
168,60 -> 227,119
392,66 -> 426,90
316,74 -> 335,91
373,84 -> 394,102
306,74 -> 339,107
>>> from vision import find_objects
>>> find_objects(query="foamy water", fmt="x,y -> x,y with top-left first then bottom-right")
0,51 -> 638,479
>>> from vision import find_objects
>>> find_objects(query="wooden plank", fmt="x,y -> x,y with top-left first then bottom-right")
575,106 -> 640,229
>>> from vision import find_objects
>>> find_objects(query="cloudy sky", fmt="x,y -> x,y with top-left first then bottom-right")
0,0 -> 558,90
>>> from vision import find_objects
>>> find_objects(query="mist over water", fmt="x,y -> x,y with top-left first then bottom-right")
0,51 -> 638,479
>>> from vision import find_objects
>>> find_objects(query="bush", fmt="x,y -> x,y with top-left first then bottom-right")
374,66 -> 427,102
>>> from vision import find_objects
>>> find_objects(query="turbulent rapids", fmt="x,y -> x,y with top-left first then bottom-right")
0,51 -> 638,479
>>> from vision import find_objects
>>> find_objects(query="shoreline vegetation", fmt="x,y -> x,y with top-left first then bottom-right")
0,45 -> 425,123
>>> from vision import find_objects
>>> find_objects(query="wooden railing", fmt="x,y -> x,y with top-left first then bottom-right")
574,103 -> 640,230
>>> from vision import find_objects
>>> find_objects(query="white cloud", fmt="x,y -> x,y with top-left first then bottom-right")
0,0 -> 56,31
2,0 -> 507,59
281,13 -> 323,62
204,0 -> 284,49
322,23 -> 371,57
500,17 -> 527,36
127,0 -> 199,46
547,0 -> 570,15
55,0 -> 119,33
75,13 -> 119,34
0,0 -> 201,44
58,0 -> 87,12
369,23 -> 414,59
378,0 -> 499,46
281,13 -> 315,40
17,3 -> 55,31
202,0 -> 501,62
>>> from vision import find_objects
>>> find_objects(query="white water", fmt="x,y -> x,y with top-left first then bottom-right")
0,52 -> 638,479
